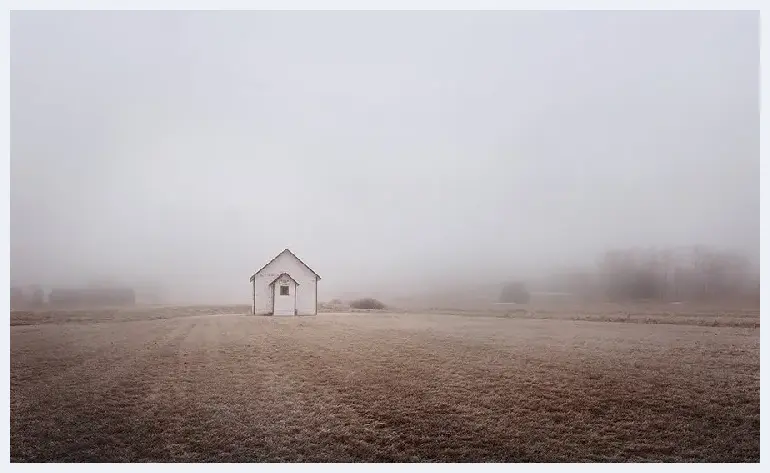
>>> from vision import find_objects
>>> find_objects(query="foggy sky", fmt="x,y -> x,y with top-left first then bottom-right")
10,11 -> 759,302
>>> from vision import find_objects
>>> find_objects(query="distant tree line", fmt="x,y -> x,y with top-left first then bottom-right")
596,246 -> 756,302
48,287 -> 136,308
10,286 -> 45,310
11,286 -> 137,309
499,282 -> 531,304
503,246 -> 757,304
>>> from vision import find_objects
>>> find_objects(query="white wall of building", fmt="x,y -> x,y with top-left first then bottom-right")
252,250 -> 318,315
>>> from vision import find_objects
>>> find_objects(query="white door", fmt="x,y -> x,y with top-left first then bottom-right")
273,282 -> 296,316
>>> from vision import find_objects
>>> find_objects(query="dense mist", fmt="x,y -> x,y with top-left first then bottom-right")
10,11 -> 758,304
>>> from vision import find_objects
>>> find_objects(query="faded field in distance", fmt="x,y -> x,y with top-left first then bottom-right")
11,304 -> 759,462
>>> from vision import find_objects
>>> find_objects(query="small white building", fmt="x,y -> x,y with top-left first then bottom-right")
249,249 -> 321,316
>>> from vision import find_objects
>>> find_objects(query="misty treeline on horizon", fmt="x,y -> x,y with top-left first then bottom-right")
10,11 -> 758,305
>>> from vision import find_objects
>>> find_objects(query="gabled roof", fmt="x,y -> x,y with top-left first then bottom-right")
268,273 -> 299,286
249,249 -> 321,282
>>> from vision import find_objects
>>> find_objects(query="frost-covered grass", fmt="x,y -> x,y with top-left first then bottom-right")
11,309 -> 759,462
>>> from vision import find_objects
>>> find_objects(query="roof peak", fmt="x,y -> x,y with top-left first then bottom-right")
249,248 -> 321,282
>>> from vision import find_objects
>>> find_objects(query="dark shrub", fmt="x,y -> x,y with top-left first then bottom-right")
350,298 -> 386,310
500,282 -> 530,304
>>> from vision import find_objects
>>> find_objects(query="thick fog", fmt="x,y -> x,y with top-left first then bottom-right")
10,11 -> 758,303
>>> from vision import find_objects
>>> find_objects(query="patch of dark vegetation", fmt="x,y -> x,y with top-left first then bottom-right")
349,298 -> 387,310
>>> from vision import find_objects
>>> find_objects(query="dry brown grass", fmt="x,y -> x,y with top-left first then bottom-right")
10,307 -> 759,462
10,305 -> 252,326
419,301 -> 760,328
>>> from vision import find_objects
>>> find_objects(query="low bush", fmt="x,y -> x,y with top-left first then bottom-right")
349,298 -> 386,310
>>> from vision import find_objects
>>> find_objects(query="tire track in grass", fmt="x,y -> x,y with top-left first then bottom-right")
278,323 -> 759,462
284,330 -> 528,462
107,315 -> 265,462
216,315 -> 759,462
12,313 -> 758,462
11,319 -> 185,412
152,315 -> 231,462
92,317 -> 203,462
206,318 -> 506,461
138,316 -> 381,462
239,332 -> 392,462
10,317 -> 197,462
250,317 -> 536,461
165,318 -> 342,461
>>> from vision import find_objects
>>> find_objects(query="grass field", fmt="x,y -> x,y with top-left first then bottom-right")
10,306 -> 759,462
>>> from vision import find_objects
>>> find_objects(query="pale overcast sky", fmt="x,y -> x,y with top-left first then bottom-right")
11,11 -> 758,302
